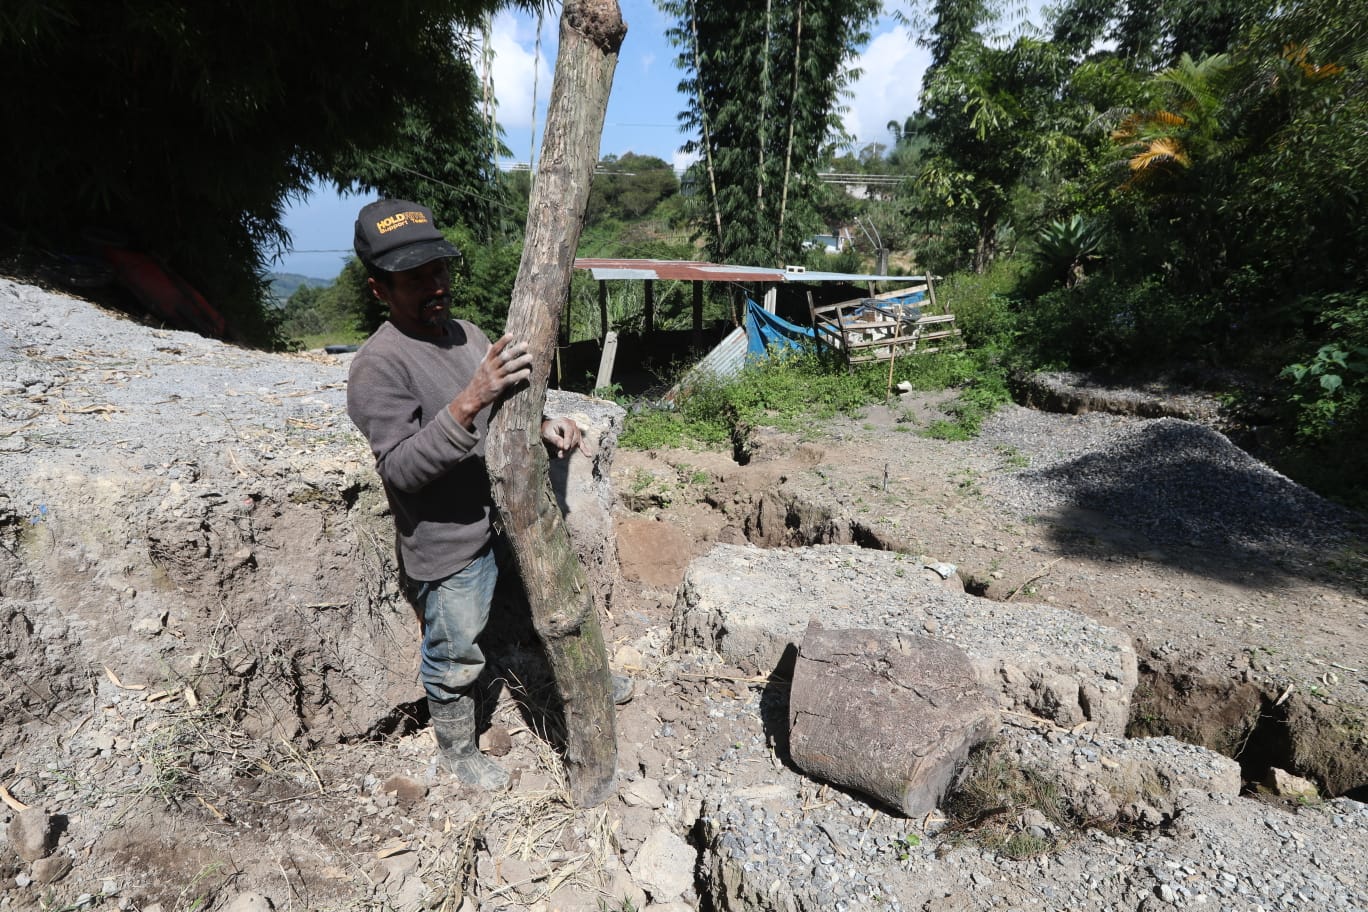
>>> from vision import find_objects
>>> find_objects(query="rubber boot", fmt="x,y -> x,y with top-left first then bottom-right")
611,673 -> 635,705
429,695 -> 509,791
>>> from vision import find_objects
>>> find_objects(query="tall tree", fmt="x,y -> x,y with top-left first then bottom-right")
661,0 -> 880,265
330,92 -> 513,244
0,0 -> 525,343
912,32 -> 1073,273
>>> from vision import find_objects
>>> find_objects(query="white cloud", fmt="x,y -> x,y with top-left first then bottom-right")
841,27 -> 931,151
671,148 -> 699,174
641,51 -> 656,73
485,11 -> 554,130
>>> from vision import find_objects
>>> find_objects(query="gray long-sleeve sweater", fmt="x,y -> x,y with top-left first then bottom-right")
346,318 -> 493,582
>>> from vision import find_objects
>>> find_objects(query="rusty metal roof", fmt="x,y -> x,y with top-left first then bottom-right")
573,258 -> 916,284
574,258 -> 787,282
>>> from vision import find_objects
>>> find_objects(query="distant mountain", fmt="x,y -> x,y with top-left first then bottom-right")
268,272 -> 333,306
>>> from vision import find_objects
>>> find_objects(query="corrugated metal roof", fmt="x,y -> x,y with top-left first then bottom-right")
787,270 -> 924,283
575,258 -> 786,282
573,257 -> 921,285
665,326 -> 748,402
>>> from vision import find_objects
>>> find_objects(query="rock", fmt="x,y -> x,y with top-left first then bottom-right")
672,543 -> 1137,733
1264,767 -> 1319,801
30,853 -> 72,884
380,775 -> 428,805
220,892 -> 274,912
621,777 -> 667,810
606,859 -> 649,912
545,389 -> 626,618
629,828 -> 694,902
386,872 -> 427,910
8,807 -> 56,862
478,724 -> 513,757
615,804 -> 656,856
788,621 -> 999,816
614,644 -> 645,669
992,725 -> 1242,826
378,846 -> 420,880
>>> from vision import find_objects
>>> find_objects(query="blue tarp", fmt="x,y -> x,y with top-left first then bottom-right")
745,298 -> 815,358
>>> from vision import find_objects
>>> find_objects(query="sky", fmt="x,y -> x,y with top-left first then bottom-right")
275,0 -> 932,278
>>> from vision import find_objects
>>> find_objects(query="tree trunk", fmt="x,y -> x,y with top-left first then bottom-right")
775,0 -> 804,260
485,0 -> 626,809
688,0 -> 725,251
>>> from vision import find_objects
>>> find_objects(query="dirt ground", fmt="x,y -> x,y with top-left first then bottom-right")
608,394 -> 1368,799
3,278 -> 1367,911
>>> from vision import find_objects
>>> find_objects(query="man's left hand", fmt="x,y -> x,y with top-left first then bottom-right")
540,417 -> 585,459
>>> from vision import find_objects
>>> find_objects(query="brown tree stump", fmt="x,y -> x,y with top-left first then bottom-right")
788,619 -> 1000,816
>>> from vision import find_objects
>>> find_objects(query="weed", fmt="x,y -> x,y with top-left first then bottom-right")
994,444 -> 1029,469
943,743 -> 1071,857
955,469 -> 982,497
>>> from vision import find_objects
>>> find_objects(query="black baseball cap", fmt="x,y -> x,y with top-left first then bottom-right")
354,199 -> 461,273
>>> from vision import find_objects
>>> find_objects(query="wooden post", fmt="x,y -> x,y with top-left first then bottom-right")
598,279 -> 609,340
484,0 -> 625,808
595,330 -> 619,391
691,280 -> 703,348
644,279 -> 655,335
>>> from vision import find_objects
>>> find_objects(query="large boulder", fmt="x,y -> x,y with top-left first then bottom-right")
671,543 -> 1137,733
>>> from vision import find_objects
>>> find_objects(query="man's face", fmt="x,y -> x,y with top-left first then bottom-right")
371,258 -> 452,337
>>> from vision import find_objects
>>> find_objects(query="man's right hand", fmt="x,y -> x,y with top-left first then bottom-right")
447,334 -> 533,430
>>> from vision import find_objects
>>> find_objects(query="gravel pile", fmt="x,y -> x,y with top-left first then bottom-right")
980,406 -> 1362,555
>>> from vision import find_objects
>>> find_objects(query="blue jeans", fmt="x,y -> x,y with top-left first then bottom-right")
410,546 -> 498,702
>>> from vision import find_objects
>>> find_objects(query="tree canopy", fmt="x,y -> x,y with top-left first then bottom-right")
0,0 -> 522,343
662,0 -> 880,266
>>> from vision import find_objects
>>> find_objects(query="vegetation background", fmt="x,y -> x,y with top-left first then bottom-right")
1,0 -> 1364,507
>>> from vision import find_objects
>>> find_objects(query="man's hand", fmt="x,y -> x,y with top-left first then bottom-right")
447,334 -> 533,430
541,417 -> 585,459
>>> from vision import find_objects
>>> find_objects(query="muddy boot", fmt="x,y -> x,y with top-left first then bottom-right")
611,673 -> 635,705
429,695 -> 509,791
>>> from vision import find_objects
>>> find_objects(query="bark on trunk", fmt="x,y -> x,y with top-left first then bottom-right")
485,0 -> 626,809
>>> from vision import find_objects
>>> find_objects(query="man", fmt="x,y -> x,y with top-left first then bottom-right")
345,199 -> 589,790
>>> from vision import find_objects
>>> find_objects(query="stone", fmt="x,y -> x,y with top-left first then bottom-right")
788,621 -> 999,816
994,726 -> 1242,827
1264,767 -> 1319,801
629,827 -> 694,903
606,859 -> 649,912
545,389 -> 625,617
8,807 -> 56,862
672,543 -> 1137,733
621,777 -> 667,809
479,724 -> 514,758
30,853 -> 72,884
380,775 -> 428,805
386,872 -> 427,910
220,892 -> 274,912
614,644 -> 645,669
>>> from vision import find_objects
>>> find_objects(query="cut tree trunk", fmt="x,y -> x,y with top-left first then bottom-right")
485,0 -> 626,808
788,619 -> 1000,816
